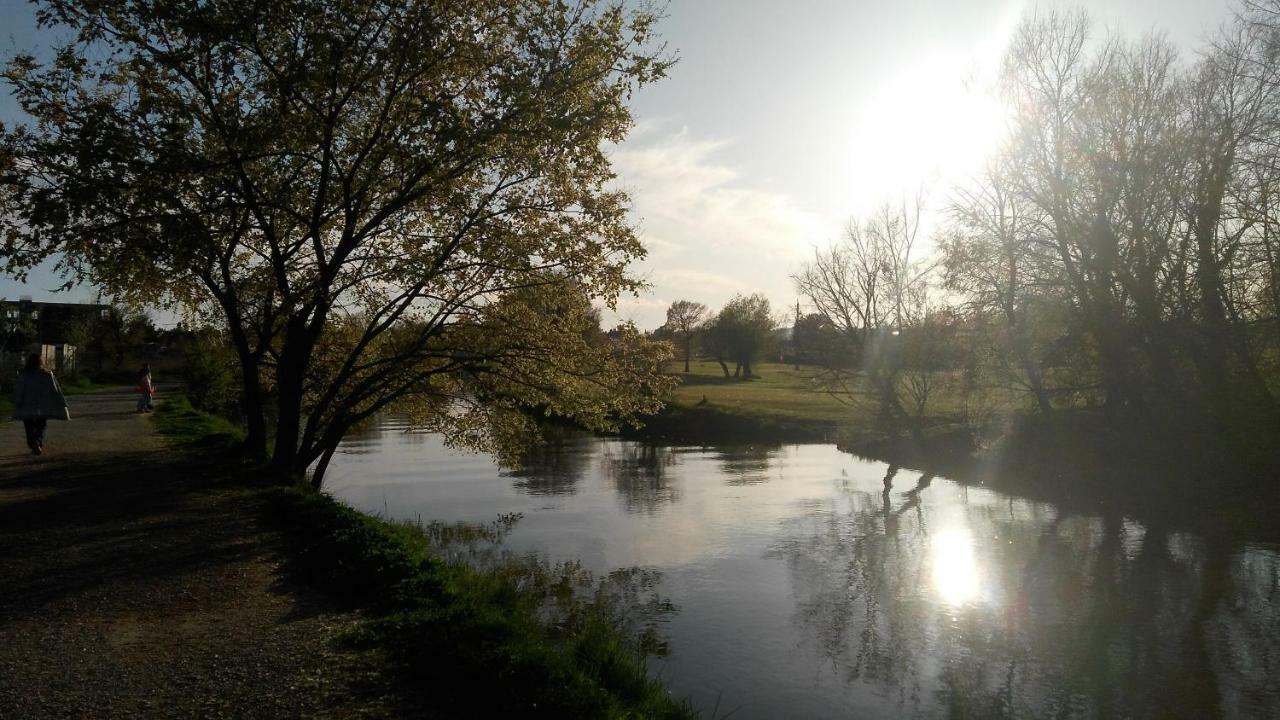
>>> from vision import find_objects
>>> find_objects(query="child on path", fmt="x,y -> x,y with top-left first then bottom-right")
137,364 -> 154,413
11,353 -> 70,456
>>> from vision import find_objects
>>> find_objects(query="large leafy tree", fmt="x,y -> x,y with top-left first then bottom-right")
662,299 -> 707,373
704,293 -> 773,379
1,0 -> 673,482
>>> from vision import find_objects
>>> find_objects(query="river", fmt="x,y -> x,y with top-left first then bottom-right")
324,416 -> 1280,719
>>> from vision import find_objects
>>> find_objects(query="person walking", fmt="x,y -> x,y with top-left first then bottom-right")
11,353 -> 70,456
136,363 -> 154,413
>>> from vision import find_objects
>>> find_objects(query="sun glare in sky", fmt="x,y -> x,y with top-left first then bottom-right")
845,53 -> 1008,212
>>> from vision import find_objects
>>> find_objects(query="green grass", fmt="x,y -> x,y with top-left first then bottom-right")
269,487 -> 695,719
152,393 -> 245,447
664,360 -> 1030,427
666,361 -> 855,424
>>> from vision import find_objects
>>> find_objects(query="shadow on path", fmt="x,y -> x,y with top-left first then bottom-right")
0,391 -> 402,719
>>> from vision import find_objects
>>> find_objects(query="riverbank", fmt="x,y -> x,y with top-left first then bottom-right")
628,361 -> 845,443
159,395 -> 695,718
633,361 -> 975,446
0,392 -> 694,719
641,362 -> 1280,541
885,407 -> 1280,542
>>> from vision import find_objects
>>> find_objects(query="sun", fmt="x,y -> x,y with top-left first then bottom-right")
931,525 -> 983,606
847,52 -> 1006,207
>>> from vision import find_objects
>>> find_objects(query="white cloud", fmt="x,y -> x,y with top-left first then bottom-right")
607,128 -> 825,330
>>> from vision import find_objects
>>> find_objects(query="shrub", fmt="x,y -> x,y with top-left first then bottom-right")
178,329 -> 241,418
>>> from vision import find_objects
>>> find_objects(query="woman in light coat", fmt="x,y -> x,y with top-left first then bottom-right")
11,353 -> 70,455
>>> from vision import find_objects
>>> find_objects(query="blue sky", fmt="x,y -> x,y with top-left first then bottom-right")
0,0 -> 1237,327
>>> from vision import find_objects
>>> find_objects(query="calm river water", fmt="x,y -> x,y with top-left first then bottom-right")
325,417 -> 1280,719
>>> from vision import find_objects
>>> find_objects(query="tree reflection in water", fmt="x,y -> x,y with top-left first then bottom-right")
505,432 -> 595,496
768,471 -> 1280,719
601,442 -> 680,513
715,444 -> 778,485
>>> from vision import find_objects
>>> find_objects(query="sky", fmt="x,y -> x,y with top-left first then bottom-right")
0,0 -> 1238,328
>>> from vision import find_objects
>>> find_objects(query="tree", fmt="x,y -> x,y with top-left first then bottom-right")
794,197 -> 933,437
791,312 -> 848,367
699,315 -> 734,379
944,162 -> 1057,416
704,294 -> 774,379
981,8 -> 1280,422
663,300 -> 708,373
1,0 -> 673,483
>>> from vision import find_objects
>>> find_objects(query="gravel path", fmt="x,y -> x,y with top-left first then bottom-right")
0,390 -> 401,719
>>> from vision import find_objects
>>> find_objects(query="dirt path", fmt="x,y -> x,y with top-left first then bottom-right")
0,388 -> 161,475
0,390 -> 398,718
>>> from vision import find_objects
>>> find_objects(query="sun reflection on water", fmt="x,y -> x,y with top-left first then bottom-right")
931,526 -> 981,606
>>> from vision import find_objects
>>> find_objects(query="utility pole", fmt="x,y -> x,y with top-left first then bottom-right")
793,299 -> 802,370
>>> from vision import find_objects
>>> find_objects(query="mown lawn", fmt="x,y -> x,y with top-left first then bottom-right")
663,360 -> 1030,431
665,361 -> 857,424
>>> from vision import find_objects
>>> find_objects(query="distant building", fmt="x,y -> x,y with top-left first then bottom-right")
1,298 -> 110,374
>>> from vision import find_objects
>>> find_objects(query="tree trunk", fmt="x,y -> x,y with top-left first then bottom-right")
1088,298 -> 1142,419
683,337 -> 691,373
1014,339 -> 1052,417
1196,235 -> 1229,409
716,359 -> 730,378
1007,313 -> 1052,417
310,443 -> 339,489
240,367 -> 268,457
270,322 -> 311,475
222,317 -> 268,457
271,372 -> 304,475
1192,149 -> 1233,416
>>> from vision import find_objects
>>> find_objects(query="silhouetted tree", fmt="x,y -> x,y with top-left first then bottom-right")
795,197 -> 933,439
704,294 -> 774,379
792,312 -> 848,367
664,300 -> 708,372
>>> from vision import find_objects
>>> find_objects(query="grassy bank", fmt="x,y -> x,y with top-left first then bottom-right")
153,396 -> 693,719
632,361 -> 849,442
666,361 -> 853,423
271,490 -> 691,719
644,360 -> 983,445
651,361 -> 1280,538
151,393 -> 244,447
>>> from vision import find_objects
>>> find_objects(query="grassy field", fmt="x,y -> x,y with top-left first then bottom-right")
654,359 -> 1037,448
665,361 -> 857,425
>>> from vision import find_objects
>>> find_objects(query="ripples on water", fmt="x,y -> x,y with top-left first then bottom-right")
326,417 -> 1280,719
